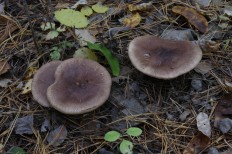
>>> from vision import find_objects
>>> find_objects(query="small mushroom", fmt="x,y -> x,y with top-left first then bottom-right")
128,35 -> 203,79
32,61 -> 62,107
47,58 -> 112,114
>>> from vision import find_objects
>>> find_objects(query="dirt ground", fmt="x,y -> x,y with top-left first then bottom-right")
0,0 -> 232,154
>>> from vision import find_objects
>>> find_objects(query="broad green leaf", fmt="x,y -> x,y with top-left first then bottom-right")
119,140 -> 133,154
55,9 -> 88,28
41,22 -> 55,31
126,127 -> 142,137
46,30 -> 59,40
6,146 -> 26,154
50,50 -> 61,60
92,3 -> 109,13
73,48 -> 98,61
81,6 -> 93,16
104,131 -> 121,142
87,42 -> 120,76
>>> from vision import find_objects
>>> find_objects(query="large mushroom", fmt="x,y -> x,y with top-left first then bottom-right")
32,61 -> 62,107
128,35 -> 203,79
47,58 -> 112,114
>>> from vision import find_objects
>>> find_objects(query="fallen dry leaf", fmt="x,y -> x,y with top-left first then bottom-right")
0,15 -> 19,44
183,132 -> 210,154
194,61 -> 213,75
47,125 -> 67,146
172,6 -> 208,33
75,29 -> 96,46
128,2 -> 152,12
179,109 -> 191,121
24,67 -> 38,80
196,112 -> 211,137
122,13 -> 141,28
214,94 -> 232,127
0,79 -> 12,88
21,79 -> 32,94
15,115 -> 34,135
0,60 -> 10,75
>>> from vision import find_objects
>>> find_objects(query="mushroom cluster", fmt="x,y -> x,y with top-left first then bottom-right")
32,58 -> 112,114
128,35 -> 203,79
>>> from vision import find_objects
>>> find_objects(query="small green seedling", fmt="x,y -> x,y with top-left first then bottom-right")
50,41 -> 73,60
87,42 -> 120,76
41,22 -> 66,40
104,127 -> 142,154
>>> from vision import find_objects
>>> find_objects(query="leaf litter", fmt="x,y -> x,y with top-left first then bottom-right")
2,0 -> 232,153
47,125 -> 68,146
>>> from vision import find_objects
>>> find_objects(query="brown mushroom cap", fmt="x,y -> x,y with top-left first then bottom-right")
47,58 -> 112,114
32,61 -> 62,107
128,35 -> 202,79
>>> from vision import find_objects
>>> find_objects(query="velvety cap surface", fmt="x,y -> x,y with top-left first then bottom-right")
47,58 -> 112,114
128,35 -> 202,79
32,61 -> 62,107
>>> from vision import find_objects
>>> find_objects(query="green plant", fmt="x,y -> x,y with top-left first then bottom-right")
50,41 -> 73,60
41,22 -> 66,40
104,127 -> 142,154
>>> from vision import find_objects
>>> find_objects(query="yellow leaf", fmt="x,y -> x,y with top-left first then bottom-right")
81,6 -> 93,16
122,13 -> 141,28
92,3 -> 109,13
55,9 -> 89,28
172,6 -> 208,33
22,79 -> 32,94
24,67 -> 38,80
73,47 -> 98,61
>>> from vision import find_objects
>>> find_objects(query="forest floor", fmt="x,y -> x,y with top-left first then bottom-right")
0,0 -> 232,154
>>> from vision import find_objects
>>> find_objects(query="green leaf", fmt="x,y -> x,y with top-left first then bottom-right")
92,3 -> 109,13
46,30 -> 59,40
41,22 -> 56,31
60,41 -> 73,49
87,42 -> 120,76
81,6 -> 93,16
55,9 -> 89,28
50,50 -> 61,60
126,127 -> 142,137
73,47 -> 98,61
6,146 -> 26,154
119,140 -> 133,154
104,131 -> 121,142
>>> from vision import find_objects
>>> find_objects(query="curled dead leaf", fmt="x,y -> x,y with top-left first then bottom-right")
0,60 -> 10,75
172,6 -> 208,33
24,67 -> 38,80
183,132 -> 210,154
21,79 -> 32,94
122,13 -> 141,28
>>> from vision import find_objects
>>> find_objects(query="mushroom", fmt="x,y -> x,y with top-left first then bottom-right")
32,61 -> 62,107
47,58 -> 112,114
128,35 -> 203,79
